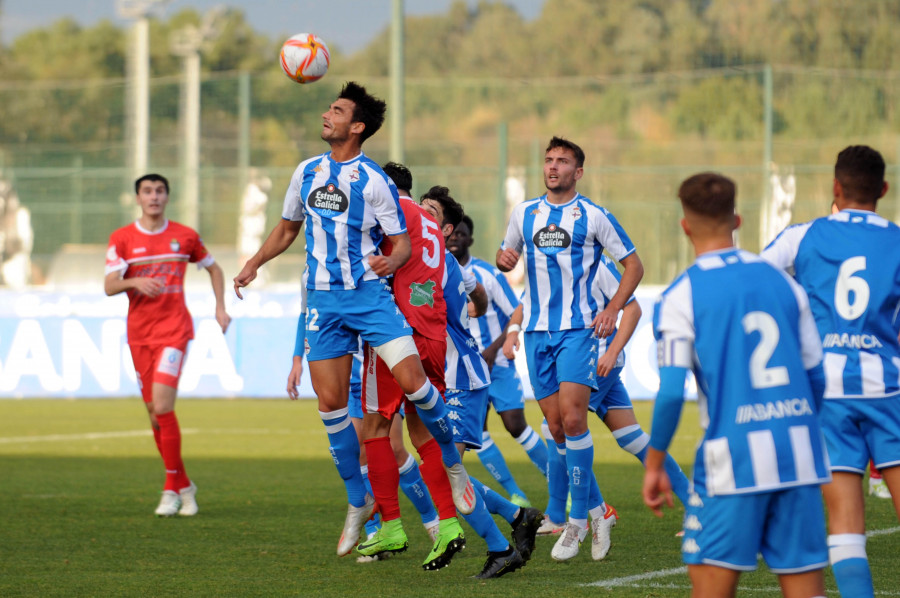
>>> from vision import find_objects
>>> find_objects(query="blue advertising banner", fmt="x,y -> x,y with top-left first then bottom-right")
0,288 -> 691,400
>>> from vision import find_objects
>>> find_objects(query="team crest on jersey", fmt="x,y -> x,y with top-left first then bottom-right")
533,223 -> 572,255
169,239 -> 180,252
348,169 -> 359,182
309,183 -> 349,217
409,281 -> 436,307
571,206 -> 581,220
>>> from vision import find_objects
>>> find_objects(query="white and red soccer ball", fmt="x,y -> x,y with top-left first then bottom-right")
280,33 -> 330,84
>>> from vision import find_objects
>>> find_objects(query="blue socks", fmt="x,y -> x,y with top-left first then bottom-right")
829,534 -> 874,598
461,479 -> 511,553
406,381 -> 460,467
398,454 -> 438,527
612,423 -> 690,506
472,476 -> 519,524
319,408 -> 367,507
542,419 -> 568,524
476,432 -> 526,500
565,430 -> 595,525
515,425 -> 549,479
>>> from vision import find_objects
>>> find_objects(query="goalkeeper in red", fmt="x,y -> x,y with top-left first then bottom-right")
105,173 -> 231,517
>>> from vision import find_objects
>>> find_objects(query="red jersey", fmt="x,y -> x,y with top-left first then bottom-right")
105,219 -> 213,346
383,198 -> 446,341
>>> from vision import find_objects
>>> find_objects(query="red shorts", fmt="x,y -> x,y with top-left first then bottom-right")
362,333 -> 446,420
129,342 -> 189,403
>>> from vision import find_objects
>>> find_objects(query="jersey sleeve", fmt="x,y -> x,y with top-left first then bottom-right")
653,274 -> 695,369
592,255 -> 634,308
461,264 -> 478,295
363,164 -> 406,237
592,206 -> 636,263
500,203 -> 525,254
760,222 -> 811,274
281,162 -> 308,223
105,231 -> 128,276
190,231 -> 215,268
783,272 -> 824,370
491,267 -> 520,317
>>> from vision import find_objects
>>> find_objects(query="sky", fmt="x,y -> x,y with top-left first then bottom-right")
1,0 -> 546,53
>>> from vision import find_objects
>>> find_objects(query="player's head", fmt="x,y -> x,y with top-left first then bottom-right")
834,145 -> 888,207
335,81 -> 386,143
545,136 -> 585,168
447,214 -> 474,260
677,173 -> 740,246
382,162 -> 413,194
135,173 -> 169,195
420,185 -> 464,240
544,136 -> 584,194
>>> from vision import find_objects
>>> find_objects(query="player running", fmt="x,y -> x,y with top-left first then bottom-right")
104,173 -> 231,517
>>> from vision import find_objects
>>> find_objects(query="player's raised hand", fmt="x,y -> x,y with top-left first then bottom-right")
132,277 -> 164,298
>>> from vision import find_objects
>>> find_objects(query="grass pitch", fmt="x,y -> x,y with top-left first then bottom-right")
2,399 -> 898,597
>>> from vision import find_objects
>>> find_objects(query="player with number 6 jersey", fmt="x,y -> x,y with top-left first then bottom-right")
762,145 -> 900,598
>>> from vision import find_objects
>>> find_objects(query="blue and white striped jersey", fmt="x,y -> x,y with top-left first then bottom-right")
654,248 -> 829,496
500,194 -> 635,332
282,151 -> 406,290
461,256 -> 520,369
593,254 -> 636,367
444,252 -> 491,391
762,209 -> 900,400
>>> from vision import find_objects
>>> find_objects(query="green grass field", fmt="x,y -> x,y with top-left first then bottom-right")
2,399 -> 898,597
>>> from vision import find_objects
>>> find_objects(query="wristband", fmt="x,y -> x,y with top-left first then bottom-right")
507,324 -> 521,334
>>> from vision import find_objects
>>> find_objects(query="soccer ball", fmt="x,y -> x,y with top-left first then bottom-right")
280,33 -> 330,84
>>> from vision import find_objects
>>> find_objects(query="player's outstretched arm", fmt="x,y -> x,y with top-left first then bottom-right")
204,262 -> 231,333
596,252 -> 644,338
496,247 -> 519,272
594,299 -> 642,377
643,365 -> 687,517
368,232 -> 412,276
233,219 -> 303,299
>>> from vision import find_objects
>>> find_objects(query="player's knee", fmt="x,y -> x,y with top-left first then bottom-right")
374,335 -> 419,371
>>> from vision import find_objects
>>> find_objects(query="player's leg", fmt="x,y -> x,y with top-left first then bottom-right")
822,472 -> 873,598
391,414 -> 439,536
552,380 -> 593,560
777,571 -> 827,598
880,465 -> 900,517
603,407 -> 691,506
538,418 -> 567,534
687,565 -> 740,598
475,425 -> 528,504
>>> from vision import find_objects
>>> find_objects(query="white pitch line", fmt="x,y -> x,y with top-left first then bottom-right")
585,526 -> 900,589
0,429 -> 196,444
584,566 -> 687,588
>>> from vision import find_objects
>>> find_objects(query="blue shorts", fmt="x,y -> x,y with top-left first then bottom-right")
588,366 -> 632,420
305,279 -> 411,362
487,364 -> 525,413
446,387 -> 490,449
821,396 -> 900,473
524,328 -> 599,400
682,484 -> 827,573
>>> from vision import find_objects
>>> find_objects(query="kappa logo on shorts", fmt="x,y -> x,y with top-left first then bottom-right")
409,281 -> 436,307
682,538 -> 700,554
309,184 -> 349,216
533,223 -> 571,255
157,347 -> 184,377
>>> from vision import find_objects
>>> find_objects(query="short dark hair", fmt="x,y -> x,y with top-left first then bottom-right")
421,185 -> 464,229
135,173 -> 169,194
460,214 -> 474,236
546,136 -> 585,168
382,162 -> 412,192
835,145 -> 885,204
677,173 -> 736,221
337,81 -> 386,143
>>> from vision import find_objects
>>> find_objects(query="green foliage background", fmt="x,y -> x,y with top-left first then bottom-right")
1,1 -> 899,284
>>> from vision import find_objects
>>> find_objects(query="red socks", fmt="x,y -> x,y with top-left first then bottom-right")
417,439 -> 456,520
155,411 -> 188,491
364,437 -> 401,521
